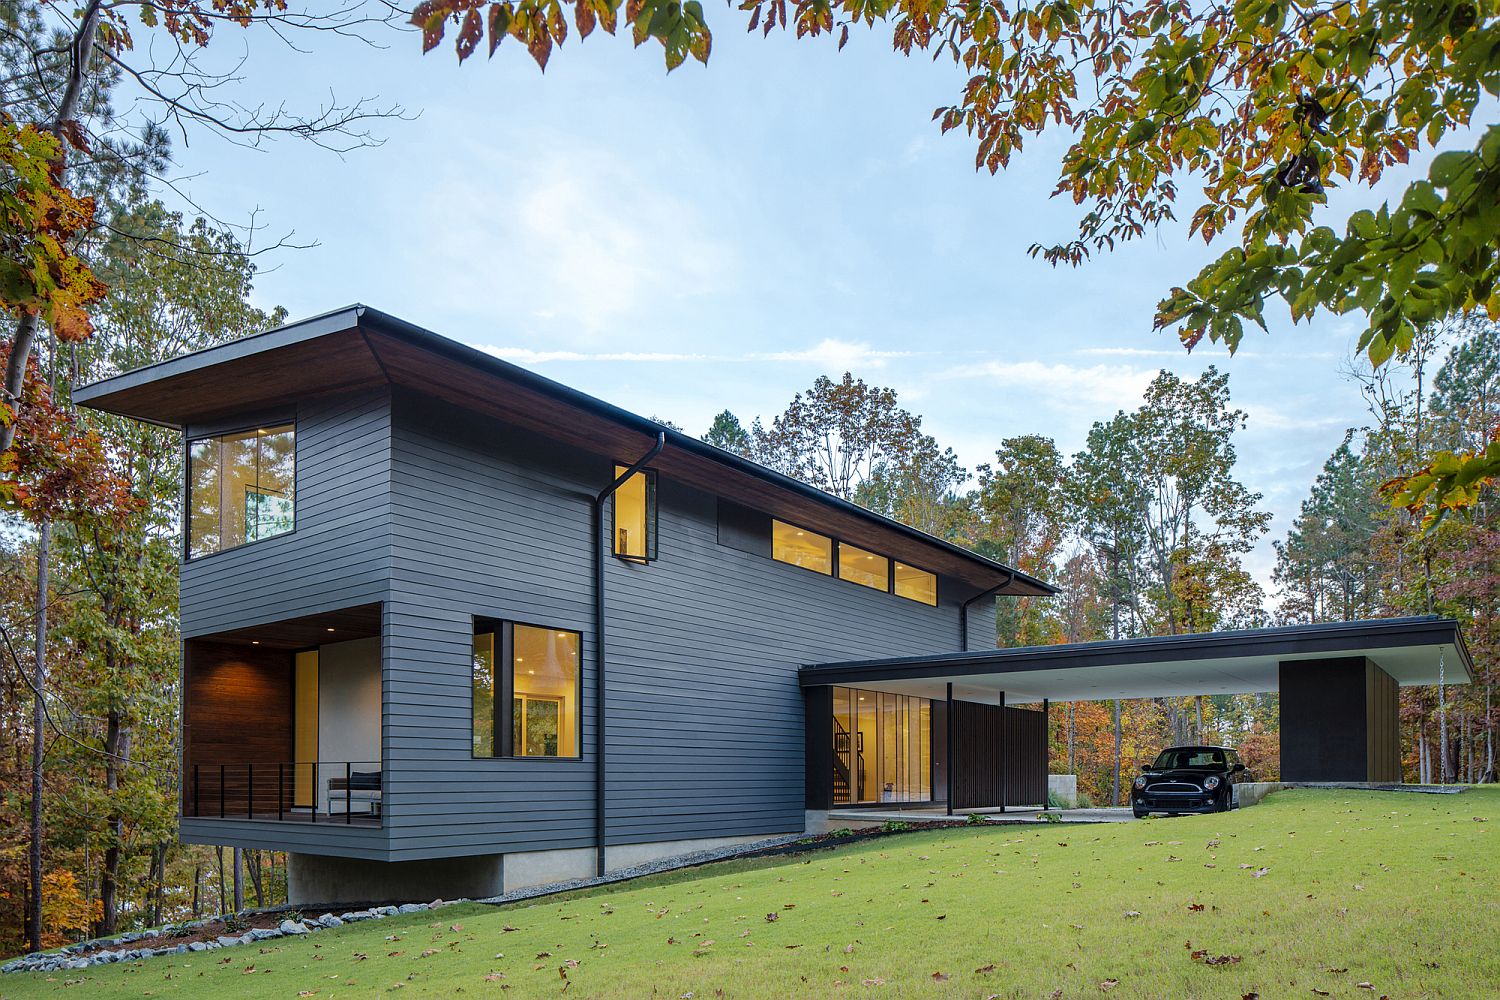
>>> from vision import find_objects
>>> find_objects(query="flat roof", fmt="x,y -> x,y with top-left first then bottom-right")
72,305 -> 1052,596
800,616 -> 1472,704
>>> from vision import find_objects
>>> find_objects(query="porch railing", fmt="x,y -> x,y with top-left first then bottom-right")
185,761 -> 382,825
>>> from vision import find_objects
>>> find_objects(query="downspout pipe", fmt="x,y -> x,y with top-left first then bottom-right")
593,431 -> 666,876
959,570 -> 1015,651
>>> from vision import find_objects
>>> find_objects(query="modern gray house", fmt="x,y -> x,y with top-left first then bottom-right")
74,306 -> 1473,904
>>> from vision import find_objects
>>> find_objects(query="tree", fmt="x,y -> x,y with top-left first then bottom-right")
969,436 -> 1069,646
752,374 -> 966,534
416,0 -> 1500,516
1,0 -> 396,455
1273,432 -> 1383,623
702,409 -> 751,456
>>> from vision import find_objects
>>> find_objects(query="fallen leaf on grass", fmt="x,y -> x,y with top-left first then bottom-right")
931,971 -> 949,981
1204,955 -> 1241,966
765,913 -> 779,923
1311,990 -> 1330,997
862,978 -> 886,986
1251,867 -> 1271,877
1123,911 -> 1141,919
1099,979 -> 1119,992
483,973 -> 504,982
1188,904 -> 1205,912
419,949 -> 438,958
1355,984 -> 1376,991
535,951 -> 551,959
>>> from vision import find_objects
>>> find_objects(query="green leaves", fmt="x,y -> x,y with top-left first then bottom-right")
410,0 -> 711,70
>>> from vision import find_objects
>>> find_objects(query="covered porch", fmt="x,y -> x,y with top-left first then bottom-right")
182,603 -> 384,827
801,616 -> 1472,815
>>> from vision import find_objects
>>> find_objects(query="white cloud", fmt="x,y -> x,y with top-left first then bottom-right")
750,339 -> 915,370
945,359 -> 1157,409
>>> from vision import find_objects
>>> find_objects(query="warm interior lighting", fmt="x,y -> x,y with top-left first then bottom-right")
894,562 -> 938,606
772,519 -> 832,574
325,627 -> 336,633
838,542 -> 889,591
250,640 -> 260,645
613,465 -> 654,561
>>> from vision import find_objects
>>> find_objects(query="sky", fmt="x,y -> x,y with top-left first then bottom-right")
147,8 -> 1473,596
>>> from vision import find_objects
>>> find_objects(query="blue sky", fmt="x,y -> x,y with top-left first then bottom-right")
156,12 -> 1469,595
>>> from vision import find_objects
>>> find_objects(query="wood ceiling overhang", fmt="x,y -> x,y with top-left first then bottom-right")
73,306 -> 1054,596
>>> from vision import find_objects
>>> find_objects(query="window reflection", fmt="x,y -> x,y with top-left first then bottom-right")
187,424 -> 295,558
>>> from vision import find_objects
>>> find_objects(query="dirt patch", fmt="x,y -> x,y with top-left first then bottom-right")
68,909 -> 313,958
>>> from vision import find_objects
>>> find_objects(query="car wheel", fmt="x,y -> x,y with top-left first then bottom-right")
1132,806 -> 1147,819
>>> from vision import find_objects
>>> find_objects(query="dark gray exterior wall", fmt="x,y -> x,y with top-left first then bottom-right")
381,389 -> 974,861
1279,656 -> 1401,782
176,384 -> 990,861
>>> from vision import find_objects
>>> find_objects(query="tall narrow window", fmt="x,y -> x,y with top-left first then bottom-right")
613,465 -> 657,562
838,542 -> 889,591
772,520 -> 833,574
832,686 -> 933,804
187,424 -> 295,558
473,621 -> 580,758
293,650 -> 319,808
894,562 -> 938,605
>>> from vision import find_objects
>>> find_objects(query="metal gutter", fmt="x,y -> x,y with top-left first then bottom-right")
72,303 -> 1050,595
351,308 -> 1054,597
959,571 -> 1014,651
592,432 -> 666,876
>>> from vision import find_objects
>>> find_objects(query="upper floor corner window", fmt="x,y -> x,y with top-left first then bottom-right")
894,562 -> 938,606
613,465 -> 658,562
187,424 -> 295,559
473,620 -> 581,759
772,519 -> 832,575
838,541 -> 889,592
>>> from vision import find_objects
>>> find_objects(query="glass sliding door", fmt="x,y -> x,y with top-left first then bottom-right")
831,686 -> 933,805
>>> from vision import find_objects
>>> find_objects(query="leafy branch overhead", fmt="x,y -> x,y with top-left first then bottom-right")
411,0 -> 711,71
420,0 -> 1500,517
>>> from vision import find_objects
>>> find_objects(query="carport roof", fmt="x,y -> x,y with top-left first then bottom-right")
800,616 -> 1472,705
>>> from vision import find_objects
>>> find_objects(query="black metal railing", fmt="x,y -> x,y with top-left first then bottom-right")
185,761 -> 382,826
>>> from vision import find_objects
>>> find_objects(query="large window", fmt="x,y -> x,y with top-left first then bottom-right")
772,519 -> 832,574
473,621 -> 580,758
187,424 -> 295,558
613,466 -> 657,562
894,562 -> 938,606
838,542 -> 889,591
832,687 -> 931,805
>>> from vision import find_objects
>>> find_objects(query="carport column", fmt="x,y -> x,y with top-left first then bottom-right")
998,690 -> 1006,814
945,683 -> 954,816
1279,656 -> 1400,782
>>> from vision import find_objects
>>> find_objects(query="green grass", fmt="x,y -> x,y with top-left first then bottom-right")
5,788 -> 1497,999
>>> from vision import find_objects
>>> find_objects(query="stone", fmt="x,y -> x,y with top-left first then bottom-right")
396,903 -> 426,914
279,919 -> 309,935
187,941 -> 208,952
319,914 -> 344,928
249,927 -> 282,941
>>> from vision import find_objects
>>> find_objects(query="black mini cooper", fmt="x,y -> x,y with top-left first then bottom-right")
1131,745 -> 1251,818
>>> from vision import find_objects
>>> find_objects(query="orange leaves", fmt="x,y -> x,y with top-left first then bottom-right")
412,0 -> 709,71
0,117 -> 107,348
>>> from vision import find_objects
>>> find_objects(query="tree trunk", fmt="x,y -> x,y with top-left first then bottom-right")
1195,695 -> 1204,743
1112,699 -> 1122,807
233,848 -> 244,913
97,710 -> 125,936
246,850 -> 265,908
216,846 -> 227,917
191,863 -> 201,920
1066,703 -> 1075,775
26,522 -> 49,954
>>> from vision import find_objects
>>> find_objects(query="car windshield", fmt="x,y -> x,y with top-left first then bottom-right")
1152,748 -> 1227,770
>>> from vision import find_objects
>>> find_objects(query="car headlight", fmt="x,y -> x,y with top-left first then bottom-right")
1203,776 -> 1221,790
1132,776 -> 1147,790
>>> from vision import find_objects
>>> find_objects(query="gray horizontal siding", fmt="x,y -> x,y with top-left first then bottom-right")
180,388 -> 392,636
382,389 -> 965,858
179,818 -> 387,860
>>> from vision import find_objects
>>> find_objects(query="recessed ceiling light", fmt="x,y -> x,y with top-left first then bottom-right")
325,627 -> 335,633
251,640 -> 260,645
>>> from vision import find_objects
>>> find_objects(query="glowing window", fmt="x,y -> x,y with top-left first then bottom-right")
838,542 -> 889,591
894,562 -> 938,605
613,465 -> 657,562
187,424 -> 295,558
772,520 -> 832,574
473,622 -> 580,758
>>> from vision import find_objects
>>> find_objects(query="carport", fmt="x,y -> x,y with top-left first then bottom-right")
800,616 -> 1471,814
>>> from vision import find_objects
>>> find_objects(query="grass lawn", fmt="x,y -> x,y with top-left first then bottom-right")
4,788 -> 1496,999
